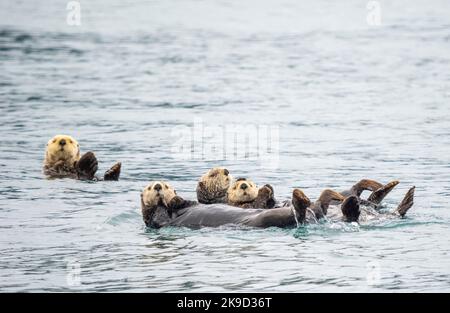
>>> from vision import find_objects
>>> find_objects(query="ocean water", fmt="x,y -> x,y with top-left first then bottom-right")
1,0 -> 450,292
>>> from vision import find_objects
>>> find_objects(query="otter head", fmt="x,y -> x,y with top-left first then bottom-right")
141,181 -> 178,228
141,181 -> 177,208
197,167 -> 232,203
227,178 -> 258,205
45,135 -> 80,167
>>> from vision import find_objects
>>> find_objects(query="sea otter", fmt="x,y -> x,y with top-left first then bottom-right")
43,134 -> 121,181
227,178 -> 276,209
196,167 -> 232,204
196,168 -> 275,209
140,181 -> 406,229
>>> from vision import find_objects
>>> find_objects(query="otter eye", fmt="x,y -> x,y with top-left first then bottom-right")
69,140 -> 73,144
165,185 -> 168,189
52,139 -> 56,143
147,186 -> 152,190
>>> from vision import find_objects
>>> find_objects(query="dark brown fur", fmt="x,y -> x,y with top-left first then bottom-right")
44,151 -> 121,181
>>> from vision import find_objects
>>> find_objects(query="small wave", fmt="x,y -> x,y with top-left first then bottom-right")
105,209 -> 141,226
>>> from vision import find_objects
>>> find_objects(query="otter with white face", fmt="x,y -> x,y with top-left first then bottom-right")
196,167 -> 232,204
141,181 -> 178,226
44,135 -> 80,172
43,134 -> 121,180
141,181 -> 177,208
227,178 -> 258,205
227,178 -> 276,209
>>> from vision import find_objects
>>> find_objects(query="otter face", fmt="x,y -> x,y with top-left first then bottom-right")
227,178 -> 258,204
141,181 -> 177,208
199,167 -> 232,194
45,135 -> 80,166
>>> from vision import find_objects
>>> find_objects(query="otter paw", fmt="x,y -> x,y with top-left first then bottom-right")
168,196 -> 185,211
263,184 -> 274,195
75,151 -> 98,180
104,162 -> 121,181
257,185 -> 276,208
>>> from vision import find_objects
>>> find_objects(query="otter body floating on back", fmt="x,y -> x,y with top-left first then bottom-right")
143,181 -> 304,228
43,135 -> 121,181
141,181 -> 415,229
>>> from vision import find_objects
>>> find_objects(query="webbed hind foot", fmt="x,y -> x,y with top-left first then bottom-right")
292,189 -> 311,224
351,179 -> 384,197
367,180 -> 399,205
396,186 -> 415,217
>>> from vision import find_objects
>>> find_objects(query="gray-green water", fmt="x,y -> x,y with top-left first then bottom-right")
1,0 -> 449,292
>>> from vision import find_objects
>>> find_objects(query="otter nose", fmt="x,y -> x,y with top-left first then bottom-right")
154,183 -> 162,191
240,183 -> 248,190
59,139 -> 66,146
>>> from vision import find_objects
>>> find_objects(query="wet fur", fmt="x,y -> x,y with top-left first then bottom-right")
43,135 -> 121,181
196,168 -> 232,204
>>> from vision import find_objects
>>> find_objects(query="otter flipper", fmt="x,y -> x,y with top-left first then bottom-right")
367,180 -> 399,205
396,186 -> 415,217
104,162 -> 121,181
341,196 -> 360,222
292,189 -> 311,224
316,189 -> 345,216
75,151 -> 98,180
350,179 -> 384,197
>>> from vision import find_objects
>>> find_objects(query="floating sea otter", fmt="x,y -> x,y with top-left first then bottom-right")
196,168 -> 275,208
226,178 -> 276,209
196,167 -> 232,204
140,180 -> 415,228
43,135 -> 121,180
